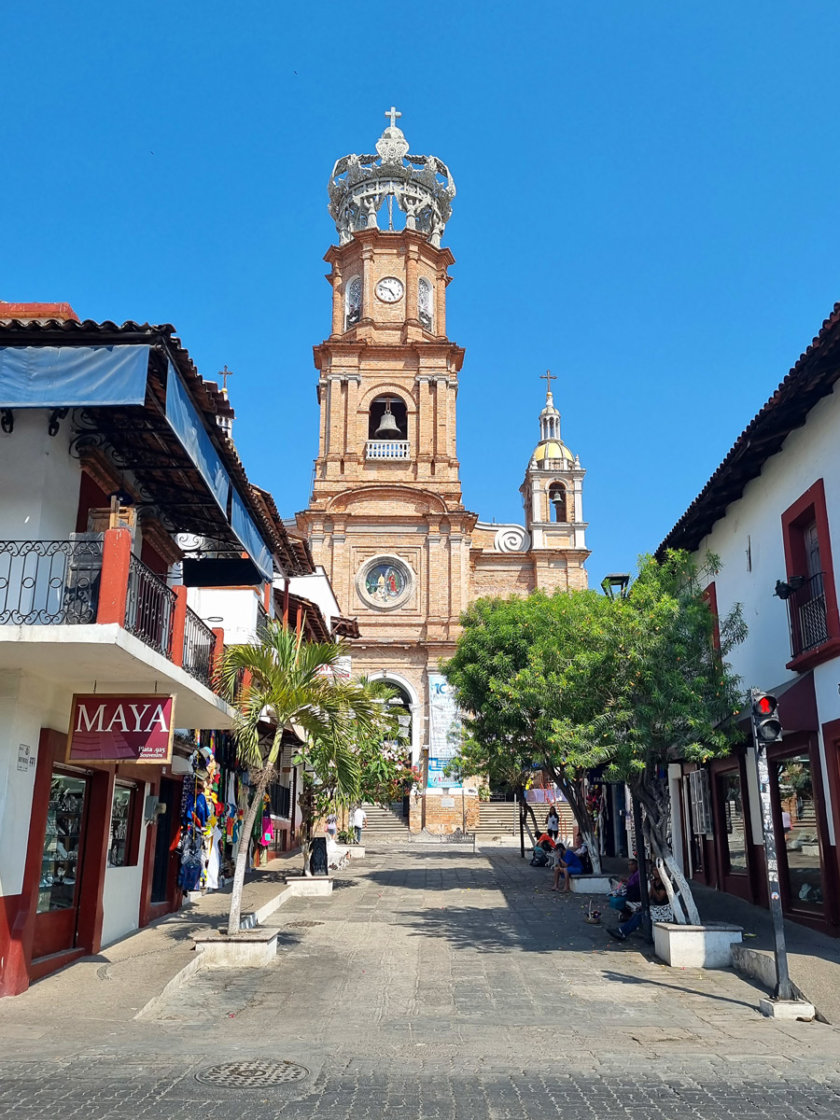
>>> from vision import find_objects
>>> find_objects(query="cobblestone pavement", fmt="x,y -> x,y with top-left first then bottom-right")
2,847 -> 840,1119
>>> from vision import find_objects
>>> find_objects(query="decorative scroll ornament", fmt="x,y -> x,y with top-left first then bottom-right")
493,525 -> 531,553
328,107 -> 456,247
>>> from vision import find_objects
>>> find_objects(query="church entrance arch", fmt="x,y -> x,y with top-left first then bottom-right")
367,671 -> 420,768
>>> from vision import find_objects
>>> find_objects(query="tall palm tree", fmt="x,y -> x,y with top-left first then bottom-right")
220,622 -> 379,935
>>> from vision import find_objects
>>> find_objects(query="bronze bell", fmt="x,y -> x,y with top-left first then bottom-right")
374,400 -> 401,438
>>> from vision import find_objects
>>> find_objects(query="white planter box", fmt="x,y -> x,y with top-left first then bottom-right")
570,875 -> 612,894
285,877 -> 333,897
653,922 -> 743,969
192,928 -> 279,967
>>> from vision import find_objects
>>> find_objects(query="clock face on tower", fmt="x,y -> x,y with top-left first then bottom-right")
375,276 -> 404,303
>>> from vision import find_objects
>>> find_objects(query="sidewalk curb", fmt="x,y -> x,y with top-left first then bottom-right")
731,944 -> 829,1023
134,878 -> 332,1019
134,952 -> 205,1020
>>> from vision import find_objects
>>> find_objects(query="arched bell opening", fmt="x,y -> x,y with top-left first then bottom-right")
369,395 -> 408,440
548,482 -> 568,523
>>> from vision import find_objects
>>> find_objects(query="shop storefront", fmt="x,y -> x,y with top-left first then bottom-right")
679,673 -> 840,935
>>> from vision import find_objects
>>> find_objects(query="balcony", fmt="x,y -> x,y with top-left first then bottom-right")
787,571 -> 828,657
0,532 -> 231,727
366,439 -> 410,460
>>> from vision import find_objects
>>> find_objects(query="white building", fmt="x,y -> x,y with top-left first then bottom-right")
657,300 -> 840,936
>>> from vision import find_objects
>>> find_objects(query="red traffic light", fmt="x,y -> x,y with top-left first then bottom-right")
751,690 -> 782,744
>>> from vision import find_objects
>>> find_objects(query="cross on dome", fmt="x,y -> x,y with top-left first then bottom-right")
385,106 -> 402,129
540,369 -> 556,395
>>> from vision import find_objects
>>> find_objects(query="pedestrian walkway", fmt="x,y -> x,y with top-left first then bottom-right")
1,847 -> 839,1120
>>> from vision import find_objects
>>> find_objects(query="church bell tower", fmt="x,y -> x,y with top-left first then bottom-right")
296,110 -> 478,810
308,108 -> 465,511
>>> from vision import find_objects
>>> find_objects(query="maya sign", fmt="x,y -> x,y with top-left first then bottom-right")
67,694 -> 175,764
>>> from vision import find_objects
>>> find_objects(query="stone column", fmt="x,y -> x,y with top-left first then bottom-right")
331,264 -> 343,336
406,246 -> 419,319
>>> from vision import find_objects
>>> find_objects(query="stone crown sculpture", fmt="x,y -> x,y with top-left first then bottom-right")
328,108 -> 456,247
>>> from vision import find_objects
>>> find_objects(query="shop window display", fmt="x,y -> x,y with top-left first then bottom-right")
38,773 -> 87,913
108,784 -> 137,867
776,753 -> 823,911
719,771 -> 747,873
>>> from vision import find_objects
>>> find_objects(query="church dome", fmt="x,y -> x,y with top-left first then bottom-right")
534,439 -> 575,463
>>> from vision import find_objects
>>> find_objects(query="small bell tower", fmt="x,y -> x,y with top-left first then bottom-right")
521,372 -> 588,553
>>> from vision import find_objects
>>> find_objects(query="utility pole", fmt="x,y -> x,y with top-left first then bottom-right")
748,690 -> 794,1001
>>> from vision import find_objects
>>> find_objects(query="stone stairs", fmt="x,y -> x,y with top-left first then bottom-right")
361,802 -> 410,839
476,800 -> 577,839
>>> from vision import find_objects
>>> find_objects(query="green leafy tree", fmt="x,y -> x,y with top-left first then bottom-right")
443,589 -> 620,871
220,623 -> 381,933
552,552 -> 746,921
445,552 -> 745,914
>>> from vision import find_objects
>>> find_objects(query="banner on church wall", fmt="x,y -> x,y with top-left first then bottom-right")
427,672 -> 462,789
427,756 -> 461,790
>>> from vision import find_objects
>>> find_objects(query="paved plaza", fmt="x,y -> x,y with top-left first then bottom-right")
2,846 -> 840,1119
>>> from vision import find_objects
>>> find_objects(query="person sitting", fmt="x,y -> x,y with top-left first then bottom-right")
608,858 -> 640,915
608,867 -> 669,941
551,843 -> 583,892
536,832 -> 556,852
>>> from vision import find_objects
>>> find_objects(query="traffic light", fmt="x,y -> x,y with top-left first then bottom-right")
751,690 -> 783,745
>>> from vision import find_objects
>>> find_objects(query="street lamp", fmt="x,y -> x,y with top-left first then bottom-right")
600,573 -> 631,600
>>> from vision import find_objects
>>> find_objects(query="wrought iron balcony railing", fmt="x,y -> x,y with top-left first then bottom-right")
0,537 -> 104,624
365,439 -> 410,460
124,554 -> 176,659
182,605 -> 217,688
0,534 -> 223,692
787,571 -> 829,658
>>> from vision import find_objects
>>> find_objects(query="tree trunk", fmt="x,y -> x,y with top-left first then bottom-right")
227,765 -> 273,935
547,767 -> 602,874
633,774 -> 701,926
298,781 -> 314,877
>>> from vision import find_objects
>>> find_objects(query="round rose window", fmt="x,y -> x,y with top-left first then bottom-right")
358,557 -> 412,610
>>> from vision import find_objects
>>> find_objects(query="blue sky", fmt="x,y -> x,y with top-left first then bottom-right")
3,3 -> 839,588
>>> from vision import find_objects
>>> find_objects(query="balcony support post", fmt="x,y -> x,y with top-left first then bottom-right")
211,627 -> 225,691
96,529 -> 132,626
170,586 -> 188,669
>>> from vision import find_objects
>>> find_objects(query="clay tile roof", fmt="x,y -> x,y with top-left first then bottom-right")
656,301 -> 840,558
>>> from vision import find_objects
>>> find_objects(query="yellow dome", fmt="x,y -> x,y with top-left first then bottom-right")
534,440 -> 574,463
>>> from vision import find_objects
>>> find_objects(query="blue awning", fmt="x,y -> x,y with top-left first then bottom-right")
165,360 -> 231,516
0,345 -> 150,407
165,360 -> 272,581
231,489 -> 274,582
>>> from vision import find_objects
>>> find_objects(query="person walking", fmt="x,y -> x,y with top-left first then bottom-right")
351,804 -> 367,844
545,805 -> 559,841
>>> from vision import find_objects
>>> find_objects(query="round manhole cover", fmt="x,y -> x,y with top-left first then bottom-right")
196,1060 -> 309,1087
286,920 -> 323,928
